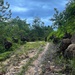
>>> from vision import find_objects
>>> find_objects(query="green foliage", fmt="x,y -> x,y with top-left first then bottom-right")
55,29 -> 64,38
50,8 -> 66,29
49,0 -> 75,38
0,51 -> 11,61
32,17 -> 53,40
47,29 -> 64,41
0,16 -> 52,54
0,0 -> 12,22
69,58 -> 75,75
47,31 -> 55,41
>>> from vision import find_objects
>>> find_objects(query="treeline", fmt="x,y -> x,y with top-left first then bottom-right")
0,17 -> 53,42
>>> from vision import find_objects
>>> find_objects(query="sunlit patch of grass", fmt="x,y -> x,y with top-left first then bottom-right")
24,41 -> 46,50
0,43 -> 21,61
17,41 -> 46,55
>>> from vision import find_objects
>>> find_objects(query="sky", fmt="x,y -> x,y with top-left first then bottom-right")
4,0 -> 68,26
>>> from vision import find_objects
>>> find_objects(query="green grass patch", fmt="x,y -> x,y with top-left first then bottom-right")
0,51 -> 11,61
16,41 -> 46,56
24,41 -> 46,50
0,43 -> 20,61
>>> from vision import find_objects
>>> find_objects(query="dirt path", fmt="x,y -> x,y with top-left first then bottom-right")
0,42 -> 46,75
25,43 -> 49,75
4,47 -> 38,75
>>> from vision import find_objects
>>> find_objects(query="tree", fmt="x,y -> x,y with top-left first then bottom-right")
50,8 -> 66,30
0,0 -> 12,22
31,17 -> 53,41
0,0 -> 12,47
10,17 -> 30,38
50,0 -> 75,38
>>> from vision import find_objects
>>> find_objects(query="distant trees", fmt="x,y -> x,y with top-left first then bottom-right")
31,17 -> 53,41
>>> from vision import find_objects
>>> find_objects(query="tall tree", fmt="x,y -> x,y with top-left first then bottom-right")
0,0 -> 12,43
50,8 -> 66,30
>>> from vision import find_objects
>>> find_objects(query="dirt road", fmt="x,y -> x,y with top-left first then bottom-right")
25,43 -> 49,75
2,42 -> 48,75
1,42 -> 66,75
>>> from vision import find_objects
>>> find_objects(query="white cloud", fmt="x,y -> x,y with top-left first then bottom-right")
11,6 -> 29,12
42,5 -> 52,10
41,17 -> 53,25
60,1 -> 68,6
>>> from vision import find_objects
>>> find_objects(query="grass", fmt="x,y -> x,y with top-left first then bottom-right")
0,51 -> 11,61
0,43 -> 20,61
54,54 -> 75,75
15,41 -> 46,56
24,41 -> 45,49
68,58 -> 75,75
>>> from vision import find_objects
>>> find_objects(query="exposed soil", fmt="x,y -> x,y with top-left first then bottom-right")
4,47 -> 39,75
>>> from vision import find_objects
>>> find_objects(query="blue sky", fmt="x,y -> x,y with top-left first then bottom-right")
5,0 -> 68,25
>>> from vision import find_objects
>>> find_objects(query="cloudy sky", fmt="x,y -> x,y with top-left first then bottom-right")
5,0 -> 68,25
